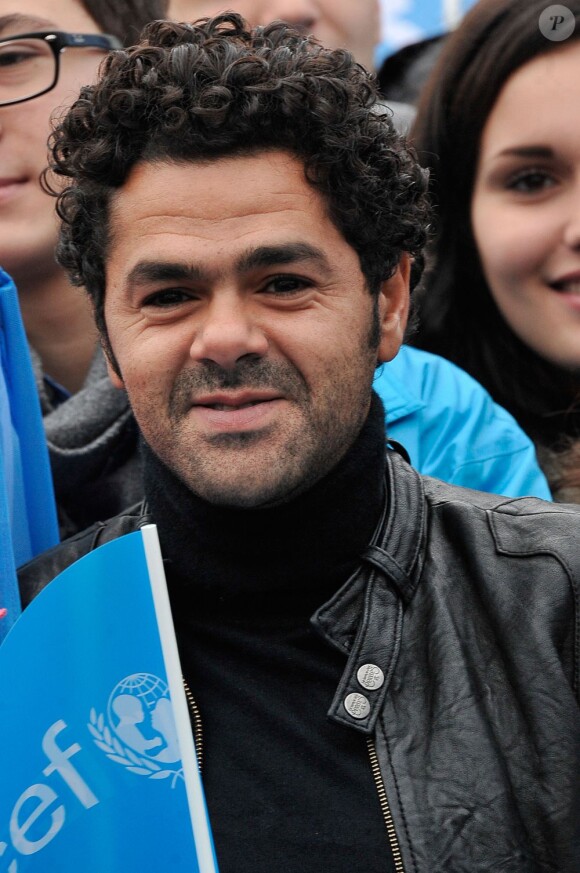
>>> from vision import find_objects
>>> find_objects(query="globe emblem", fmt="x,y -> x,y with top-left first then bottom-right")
106,672 -> 181,766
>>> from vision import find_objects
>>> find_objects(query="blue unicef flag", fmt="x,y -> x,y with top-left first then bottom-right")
0,267 -> 59,643
0,526 -> 218,873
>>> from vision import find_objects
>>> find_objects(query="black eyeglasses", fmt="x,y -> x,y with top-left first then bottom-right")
0,30 -> 122,107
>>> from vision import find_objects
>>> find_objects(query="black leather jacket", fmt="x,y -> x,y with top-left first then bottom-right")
18,452 -> 580,871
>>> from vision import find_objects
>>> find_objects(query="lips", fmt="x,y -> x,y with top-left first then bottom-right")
0,176 -> 26,188
190,391 -> 284,433
193,391 -> 282,409
203,401 -> 265,410
549,271 -> 580,294
551,280 -> 580,294
0,176 -> 27,203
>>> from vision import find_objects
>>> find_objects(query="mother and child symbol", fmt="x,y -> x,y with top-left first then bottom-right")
106,673 -> 181,766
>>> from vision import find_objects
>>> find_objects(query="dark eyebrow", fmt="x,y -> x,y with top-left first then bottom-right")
236,243 -> 331,273
124,243 -> 332,292
496,146 -> 554,159
124,261 -> 207,290
0,14 -> 56,36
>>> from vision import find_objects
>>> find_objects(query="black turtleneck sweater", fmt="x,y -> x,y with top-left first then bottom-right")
144,394 -> 396,873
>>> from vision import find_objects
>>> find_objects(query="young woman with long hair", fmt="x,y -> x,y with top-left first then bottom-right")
410,0 -> 580,501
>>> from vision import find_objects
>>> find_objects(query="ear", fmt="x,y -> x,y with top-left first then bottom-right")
105,354 -> 125,390
376,253 -> 411,364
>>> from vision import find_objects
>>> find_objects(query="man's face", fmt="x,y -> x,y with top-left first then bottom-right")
0,0 -> 109,285
168,0 -> 380,71
104,151 -> 408,507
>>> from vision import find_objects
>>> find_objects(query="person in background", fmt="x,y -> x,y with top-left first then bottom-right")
377,33 -> 446,105
166,0 -> 551,499
168,0 -> 416,131
0,0 -> 168,539
170,0 -> 378,69
410,0 -> 580,502
19,17 -> 580,867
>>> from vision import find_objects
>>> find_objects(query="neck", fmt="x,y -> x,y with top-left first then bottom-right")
144,392 -> 387,617
17,267 -> 98,394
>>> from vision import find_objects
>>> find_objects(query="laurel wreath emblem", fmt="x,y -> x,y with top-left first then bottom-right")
88,708 -> 184,788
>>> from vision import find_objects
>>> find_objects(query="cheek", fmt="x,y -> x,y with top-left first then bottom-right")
13,116 -> 51,176
29,86 -> 67,131
120,358 -> 176,444
473,225 -> 550,350
55,56 -> 107,103
480,232 -> 527,288
112,327 -> 194,412
472,204 -> 543,303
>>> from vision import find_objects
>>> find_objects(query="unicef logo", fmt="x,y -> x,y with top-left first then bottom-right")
88,673 -> 184,787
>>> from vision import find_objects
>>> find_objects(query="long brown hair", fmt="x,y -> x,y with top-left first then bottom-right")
409,0 -> 580,497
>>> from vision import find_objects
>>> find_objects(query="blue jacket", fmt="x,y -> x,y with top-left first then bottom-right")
375,345 -> 551,500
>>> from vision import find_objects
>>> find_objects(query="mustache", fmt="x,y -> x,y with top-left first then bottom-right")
168,358 -> 309,418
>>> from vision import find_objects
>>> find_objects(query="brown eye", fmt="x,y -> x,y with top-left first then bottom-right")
143,289 -> 193,307
507,169 -> 555,193
264,275 -> 310,295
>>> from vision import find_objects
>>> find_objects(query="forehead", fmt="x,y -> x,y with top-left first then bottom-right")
480,41 -> 580,152
0,0 -> 99,36
107,151 -> 354,274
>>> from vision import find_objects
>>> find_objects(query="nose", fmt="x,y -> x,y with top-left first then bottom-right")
257,0 -> 319,31
188,294 -> 269,370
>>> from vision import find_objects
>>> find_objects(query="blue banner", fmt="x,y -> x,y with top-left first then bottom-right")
0,267 -> 59,642
0,527 -> 218,872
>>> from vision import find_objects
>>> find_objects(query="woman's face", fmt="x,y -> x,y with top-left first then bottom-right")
471,40 -> 580,369
0,0 -> 108,285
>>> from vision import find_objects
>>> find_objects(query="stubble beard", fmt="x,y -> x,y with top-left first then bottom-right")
143,307 -> 380,508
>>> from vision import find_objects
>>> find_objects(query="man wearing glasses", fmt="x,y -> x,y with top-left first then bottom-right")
0,0 -> 166,541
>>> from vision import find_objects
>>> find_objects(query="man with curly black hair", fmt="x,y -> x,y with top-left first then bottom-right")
20,15 -> 580,872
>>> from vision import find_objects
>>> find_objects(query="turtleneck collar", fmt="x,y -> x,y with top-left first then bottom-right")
143,392 -> 387,617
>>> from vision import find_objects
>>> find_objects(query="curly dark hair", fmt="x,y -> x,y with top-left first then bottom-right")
46,13 -> 430,364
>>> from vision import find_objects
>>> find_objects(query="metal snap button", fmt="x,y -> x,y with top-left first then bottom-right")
344,692 -> 371,719
357,663 -> 385,690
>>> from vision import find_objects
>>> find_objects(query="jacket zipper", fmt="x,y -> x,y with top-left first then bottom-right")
183,678 -> 204,772
367,737 -> 405,873
183,679 -> 403,869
